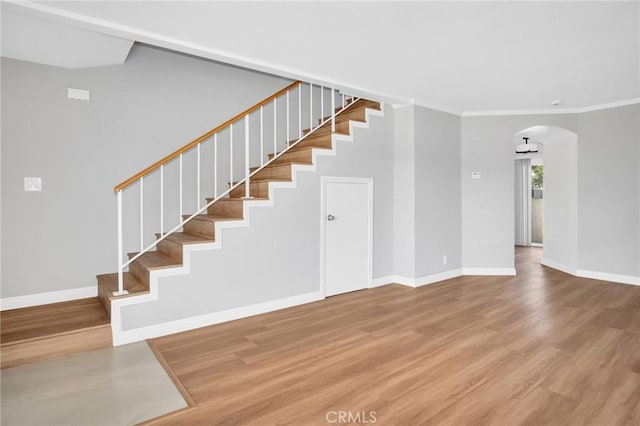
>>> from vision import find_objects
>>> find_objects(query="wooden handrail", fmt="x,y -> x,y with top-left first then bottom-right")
114,80 -> 302,192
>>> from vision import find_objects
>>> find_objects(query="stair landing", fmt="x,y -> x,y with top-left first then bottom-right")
0,297 -> 112,369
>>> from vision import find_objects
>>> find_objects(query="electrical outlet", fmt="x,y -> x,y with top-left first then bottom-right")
443,255 -> 448,265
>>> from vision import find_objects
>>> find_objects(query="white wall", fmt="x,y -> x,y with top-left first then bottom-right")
119,107 -> 395,330
1,45 -> 291,298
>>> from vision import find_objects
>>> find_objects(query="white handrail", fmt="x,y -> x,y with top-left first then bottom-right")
113,82 -> 359,294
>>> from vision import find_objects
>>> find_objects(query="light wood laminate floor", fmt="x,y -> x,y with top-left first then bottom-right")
148,247 -> 640,425
1,297 -> 109,344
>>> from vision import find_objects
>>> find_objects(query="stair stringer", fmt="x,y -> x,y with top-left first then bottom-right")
109,104 -> 385,346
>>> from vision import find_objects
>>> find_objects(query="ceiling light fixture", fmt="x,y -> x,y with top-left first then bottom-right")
516,137 -> 539,154
551,99 -> 563,106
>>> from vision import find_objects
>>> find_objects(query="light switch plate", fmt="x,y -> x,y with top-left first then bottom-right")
67,88 -> 90,101
24,177 -> 42,192
471,171 -> 482,179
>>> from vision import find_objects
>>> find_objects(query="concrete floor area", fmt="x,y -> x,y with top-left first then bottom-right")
1,341 -> 187,425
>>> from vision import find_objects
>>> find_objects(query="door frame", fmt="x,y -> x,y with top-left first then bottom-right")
320,176 -> 373,298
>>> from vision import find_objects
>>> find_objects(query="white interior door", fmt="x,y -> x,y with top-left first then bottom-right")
322,178 -> 372,297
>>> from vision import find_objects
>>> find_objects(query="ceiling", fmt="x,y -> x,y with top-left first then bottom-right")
2,1 -> 639,114
1,9 -> 133,69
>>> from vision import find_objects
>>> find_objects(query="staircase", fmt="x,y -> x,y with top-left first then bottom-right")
1,82 -> 381,367
97,96 -> 379,308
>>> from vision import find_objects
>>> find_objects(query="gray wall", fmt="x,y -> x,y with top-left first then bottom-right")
392,106 -> 415,278
3,41 -> 638,310
121,107 -> 395,329
577,104 -> 640,277
1,45 -> 291,297
460,114 -> 578,270
461,106 -> 639,279
543,134 -> 578,271
391,104 -> 462,280
414,106 -> 462,277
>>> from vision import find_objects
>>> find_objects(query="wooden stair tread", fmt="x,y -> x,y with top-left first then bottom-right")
158,232 -> 213,245
184,214 -> 243,222
328,99 -> 360,113
0,297 -> 109,346
306,100 -> 378,134
358,99 -> 382,110
319,107 -> 367,124
206,197 -> 269,202
303,123 -> 348,136
97,272 -> 149,299
296,131 -> 332,141
289,141 -> 328,150
339,99 -> 379,110
251,161 -> 312,171
290,132 -> 333,146
230,177 -> 292,185
127,251 -> 181,270
268,146 -> 316,159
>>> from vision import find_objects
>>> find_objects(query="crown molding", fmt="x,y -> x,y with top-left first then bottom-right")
461,98 -> 640,117
576,98 -> 640,113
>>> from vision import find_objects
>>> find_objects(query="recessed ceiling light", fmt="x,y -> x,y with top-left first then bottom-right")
551,99 -> 563,106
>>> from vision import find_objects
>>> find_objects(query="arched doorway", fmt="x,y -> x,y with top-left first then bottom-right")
513,126 -> 578,274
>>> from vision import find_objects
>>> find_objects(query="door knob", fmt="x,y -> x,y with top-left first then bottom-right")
327,214 -> 336,221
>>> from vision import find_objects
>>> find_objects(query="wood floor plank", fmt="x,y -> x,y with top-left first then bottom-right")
1,297 -> 109,344
146,247 -> 640,425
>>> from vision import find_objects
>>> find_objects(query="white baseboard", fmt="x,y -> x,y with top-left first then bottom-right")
0,286 -> 97,311
112,290 -> 324,346
370,276 -> 394,288
461,267 -> 517,276
371,276 -> 418,287
576,269 -> 640,286
372,269 -> 463,288
414,269 -> 463,287
538,259 -> 639,286
541,259 -> 577,276
391,276 -> 416,287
